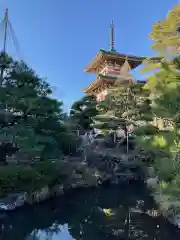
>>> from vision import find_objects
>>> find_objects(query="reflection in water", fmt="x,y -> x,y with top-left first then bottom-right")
26,224 -> 73,240
0,184 -> 179,239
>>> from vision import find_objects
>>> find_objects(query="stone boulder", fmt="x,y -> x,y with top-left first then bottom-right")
0,192 -> 27,211
146,177 -> 158,189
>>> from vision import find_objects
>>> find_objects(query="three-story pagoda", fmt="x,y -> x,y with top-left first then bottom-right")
84,21 -> 145,102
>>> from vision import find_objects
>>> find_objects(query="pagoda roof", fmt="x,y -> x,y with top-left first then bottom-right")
84,75 -> 146,94
84,49 -> 145,73
84,74 -> 116,94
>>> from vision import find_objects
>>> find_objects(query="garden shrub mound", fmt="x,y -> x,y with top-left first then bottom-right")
0,161 -> 67,197
133,125 -> 159,136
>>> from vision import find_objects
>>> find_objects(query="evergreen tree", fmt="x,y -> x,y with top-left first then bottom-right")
93,79 -> 152,134
70,95 -> 98,131
139,4 -> 180,194
0,54 -> 78,163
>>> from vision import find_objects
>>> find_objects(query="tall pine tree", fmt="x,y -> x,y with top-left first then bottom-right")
93,79 -> 152,135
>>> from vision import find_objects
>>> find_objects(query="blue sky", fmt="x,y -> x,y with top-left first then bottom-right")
0,0 -> 178,111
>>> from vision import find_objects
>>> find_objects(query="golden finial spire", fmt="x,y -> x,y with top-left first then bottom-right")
110,20 -> 115,52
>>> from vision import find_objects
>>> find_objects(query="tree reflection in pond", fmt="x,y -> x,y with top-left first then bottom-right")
0,184 -> 179,240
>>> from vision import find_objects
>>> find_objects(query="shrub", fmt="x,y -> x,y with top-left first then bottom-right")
0,161 -> 67,196
33,161 -> 68,187
0,166 -> 41,195
133,124 -> 159,136
153,157 -> 175,182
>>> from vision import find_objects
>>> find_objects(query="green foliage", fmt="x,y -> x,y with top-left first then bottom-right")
0,161 -> 67,196
93,80 -> 152,133
0,54 -> 78,162
150,4 -> 180,54
133,124 -> 159,136
140,4 -> 180,197
70,95 -> 98,130
154,157 -> 175,182
57,131 -> 81,155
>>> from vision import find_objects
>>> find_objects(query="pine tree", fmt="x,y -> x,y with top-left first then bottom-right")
0,54 -> 78,163
93,79 -> 152,133
70,95 -> 98,131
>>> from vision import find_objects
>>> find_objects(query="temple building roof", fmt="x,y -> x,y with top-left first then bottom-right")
84,49 -> 145,74
84,74 -> 116,93
84,21 -> 147,95
84,75 -> 146,94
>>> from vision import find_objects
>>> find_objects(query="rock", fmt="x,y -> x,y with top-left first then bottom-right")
146,209 -> 159,217
0,192 -> 27,211
52,184 -> 64,196
29,186 -> 50,204
120,155 -> 129,162
147,167 -> 156,178
172,214 -> 180,228
0,200 -> 15,211
12,192 -> 27,207
136,200 -> 144,208
146,177 -> 158,189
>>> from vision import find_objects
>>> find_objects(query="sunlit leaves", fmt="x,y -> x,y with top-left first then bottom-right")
150,4 -> 180,54
153,135 -> 167,147
137,5 -> 180,192
141,62 -> 161,73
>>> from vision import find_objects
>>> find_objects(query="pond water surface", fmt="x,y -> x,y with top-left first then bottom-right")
0,183 -> 180,240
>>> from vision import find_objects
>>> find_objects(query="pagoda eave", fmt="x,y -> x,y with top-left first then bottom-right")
84,51 -> 103,74
84,49 -> 146,74
84,75 -> 116,94
84,78 -> 102,94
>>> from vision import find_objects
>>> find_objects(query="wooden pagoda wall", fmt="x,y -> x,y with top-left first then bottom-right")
99,61 -> 121,77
